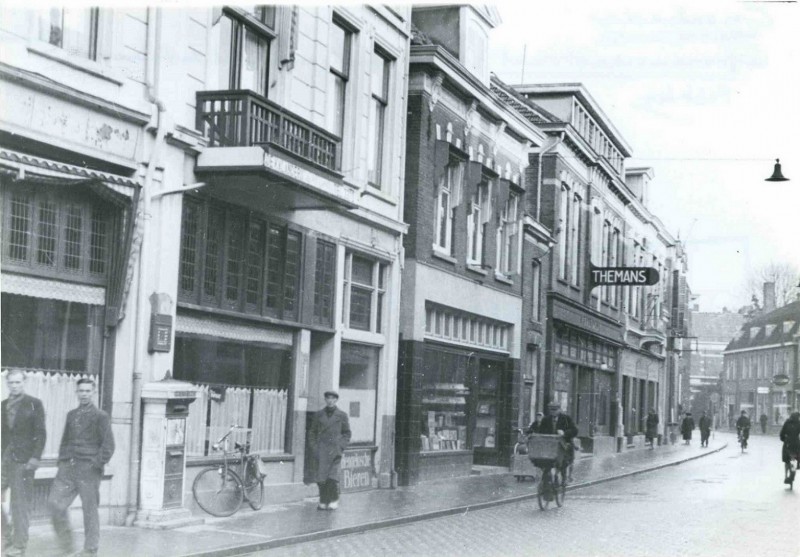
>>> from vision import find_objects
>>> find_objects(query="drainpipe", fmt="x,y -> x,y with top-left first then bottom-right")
126,6 -> 167,527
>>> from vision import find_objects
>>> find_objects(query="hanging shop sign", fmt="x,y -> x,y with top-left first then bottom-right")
773,374 -> 790,387
588,263 -> 659,290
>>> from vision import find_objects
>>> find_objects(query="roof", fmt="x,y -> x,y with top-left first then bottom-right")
724,301 -> 800,352
489,76 -> 561,126
691,312 -> 746,343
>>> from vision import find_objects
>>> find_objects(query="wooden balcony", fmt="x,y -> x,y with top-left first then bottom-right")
196,90 -> 341,173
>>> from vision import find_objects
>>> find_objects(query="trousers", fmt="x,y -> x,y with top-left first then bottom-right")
317,479 -> 340,504
1,460 -> 35,550
48,460 -> 102,553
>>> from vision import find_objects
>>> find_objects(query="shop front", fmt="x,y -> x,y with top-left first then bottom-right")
546,296 -> 624,454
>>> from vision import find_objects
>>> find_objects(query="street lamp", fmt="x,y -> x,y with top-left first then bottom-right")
765,159 -> 790,182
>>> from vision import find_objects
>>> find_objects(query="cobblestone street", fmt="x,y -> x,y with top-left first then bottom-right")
254,433 -> 798,557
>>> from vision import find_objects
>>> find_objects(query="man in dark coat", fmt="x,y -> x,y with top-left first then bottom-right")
49,377 -> 114,557
308,391 -> 351,510
736,410 -> 751,449
645,409 -> 659,449
680,412 -> 695,445
2,370 -> 46,557
538,401 -> 579,481
698,411 -> 712,448
760,413 -> 768,434
779,412 -> 800,485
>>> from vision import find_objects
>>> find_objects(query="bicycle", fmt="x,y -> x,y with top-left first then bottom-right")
192,425 -> 266,517
527,433 -> 568,510
737,428 -> 749,452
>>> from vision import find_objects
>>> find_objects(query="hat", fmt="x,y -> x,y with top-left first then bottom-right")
324,390 -> 339,399
535,411 -> 544,417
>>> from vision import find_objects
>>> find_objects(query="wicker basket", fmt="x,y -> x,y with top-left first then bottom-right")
527,434 -> 563,461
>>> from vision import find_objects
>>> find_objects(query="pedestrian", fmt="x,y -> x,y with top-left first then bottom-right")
680,412 -> 695,445
307,391 -> 351,510
760,413 -> 768,434
2,370 -> 47,557
525,411 -> 544,435
736,410 -> 751,449
645,409 -> 659,449
49,377 -> 115,557
779,412 -> 800,485
698,411 -> 712,448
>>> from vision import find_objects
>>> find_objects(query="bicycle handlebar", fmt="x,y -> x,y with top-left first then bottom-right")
211,424 -> 243,452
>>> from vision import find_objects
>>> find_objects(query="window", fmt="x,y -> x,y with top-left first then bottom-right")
313,240 -> 337,327
343,253 -> 386,333
496,193 -> 519,275
35,8 -> 98,60
557,185 -> 569,280
610,228 -> 620,305
467,181 -> 489,265
340,343 -> 380,444
1,293 -> 102,373
179,198 -> 303,320
531,260 -> 541,321
218,7 -> 276,98
570,194 -> 581,286
368,47 -> 391,187
327,16 -> 352,136
2,185 -> 111,284
434,160 -> 464,255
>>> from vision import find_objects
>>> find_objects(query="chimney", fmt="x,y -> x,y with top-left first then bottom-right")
763,282 -> 776,312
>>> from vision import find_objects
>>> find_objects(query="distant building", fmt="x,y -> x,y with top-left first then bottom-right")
722,293 -> 800,430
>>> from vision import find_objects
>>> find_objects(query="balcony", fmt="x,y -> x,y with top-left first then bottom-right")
196,90 -> 341,173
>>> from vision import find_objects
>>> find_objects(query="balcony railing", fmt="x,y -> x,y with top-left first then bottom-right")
196,90 -> 341,173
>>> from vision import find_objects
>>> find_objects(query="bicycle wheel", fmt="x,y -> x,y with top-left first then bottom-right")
537,468 -> 552,510
193,467 -> 244,517
243,458 -> 265,510
554,467 -> 567,507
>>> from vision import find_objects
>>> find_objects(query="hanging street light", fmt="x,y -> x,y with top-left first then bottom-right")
765,158 -> 789,182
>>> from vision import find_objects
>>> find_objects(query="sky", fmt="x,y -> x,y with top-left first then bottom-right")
487,0 -> 800,312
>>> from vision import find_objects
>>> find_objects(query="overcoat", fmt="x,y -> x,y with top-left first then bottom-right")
698,415 -> 712,432
779,415 -> 800,463
645,413 -> 659,441
307,406 -> 351,483
680,416 -> 695,440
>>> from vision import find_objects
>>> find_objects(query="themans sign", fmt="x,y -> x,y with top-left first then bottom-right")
588,263 -> 659,290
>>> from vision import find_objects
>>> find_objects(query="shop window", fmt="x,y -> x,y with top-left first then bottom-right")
367,46 -> 391,188
339,343 -> 380,444
327,15 -> 352,136
174,332 -> 290,455
1,293 -> 102,373
35,8 -> 98,60
342,252 -> 386,333
218,7 -> 277,98
2,186 -> 110,284
313,239 -> 337,327
179,198 -> 303,321
420,348 -> 470,452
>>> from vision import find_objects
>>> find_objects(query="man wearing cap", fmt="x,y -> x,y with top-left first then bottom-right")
538,401 -> 579,481
307,391 -> 351,510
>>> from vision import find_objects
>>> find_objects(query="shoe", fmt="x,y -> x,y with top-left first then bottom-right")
317,503 -> 328,510
785,477 -> 792,485
327,500 -> 339,510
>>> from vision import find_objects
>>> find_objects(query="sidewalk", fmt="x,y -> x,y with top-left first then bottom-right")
25,437 -> 728,557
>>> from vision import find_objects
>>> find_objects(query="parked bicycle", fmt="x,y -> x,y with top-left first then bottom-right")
192,425 -> 266,517
527,433 -> 568,510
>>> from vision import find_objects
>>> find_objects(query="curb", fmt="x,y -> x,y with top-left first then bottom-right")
181,443 -> 728,557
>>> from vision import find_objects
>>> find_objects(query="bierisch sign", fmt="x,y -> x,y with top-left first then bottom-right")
340,448 -> 374,492
588,263 -> 659,290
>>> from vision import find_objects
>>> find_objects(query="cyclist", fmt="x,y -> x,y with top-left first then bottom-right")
537,401 -> 578,482
736,410 -> 751,449
779,411 -> 800,485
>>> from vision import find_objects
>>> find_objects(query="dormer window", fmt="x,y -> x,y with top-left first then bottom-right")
784,321 -> 796,333
749,326 -> 760,338
765,324 -> 776,336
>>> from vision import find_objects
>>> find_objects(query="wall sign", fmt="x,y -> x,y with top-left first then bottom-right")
588,263 -> 660,289
148,314 -> 173,353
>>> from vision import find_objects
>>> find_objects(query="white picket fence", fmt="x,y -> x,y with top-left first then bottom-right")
185,384 -> 288,457
1,369 -> 95,460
